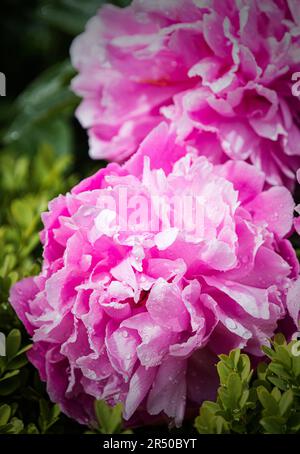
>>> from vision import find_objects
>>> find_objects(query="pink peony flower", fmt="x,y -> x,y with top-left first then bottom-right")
10,123 -> 300,426
71,0 -> 300,187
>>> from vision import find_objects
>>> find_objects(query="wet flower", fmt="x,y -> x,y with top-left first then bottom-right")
71,0 -> 300,188
10,124 -> 300,426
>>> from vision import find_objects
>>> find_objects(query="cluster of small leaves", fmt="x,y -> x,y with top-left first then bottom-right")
1,0 -> 133,157
0,328 -> 61,434
86,401 -> 133,435
0,92 -> 81,432
195,334 -> 300,434
0,329 -> 31,398
0,144 -> 77,332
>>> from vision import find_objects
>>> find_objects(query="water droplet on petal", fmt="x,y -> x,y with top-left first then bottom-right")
225,317 -> 237,330
143,353 -> 150,362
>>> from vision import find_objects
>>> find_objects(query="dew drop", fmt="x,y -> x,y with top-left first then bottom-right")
143,353 -> 150,362
242,330 -> 251,339
225,317 -> 237,330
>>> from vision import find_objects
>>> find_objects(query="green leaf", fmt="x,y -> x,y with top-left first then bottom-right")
7,354 -> 28,371
229,349 -> 240,369
292,352 -> 300,377
240,354 -> 251,382
7,417 -> 24,434
227,373 -> 243,408
257,362 -> 268,381
37,0 -> 103,35
268,363 -> 292,380
216,361 -> 231,386
52,404 -> 60,419
239,389 -> 250,408
6,329 -> 21,359
14,344 -> 32,357
275,346 -> 292,369
195,406 -> 230,435
26,423 -> 39,434
201,401 -> 220,414
273,334 -> 287,346
0,417 -> 24,434
0,370 -> 20,382
271,387 -> 281,402
3,61 -> 77,151
215,416 -> 229,434
262,345 -> 274,359
0,404 -> 11,425
94,400 -> 123,434
279,389 -> 293,416
0,375 -> 21,396
267,376 -> 287,391
11,200 -> 34,228
38,399 -> 50,433
257,386 -> 279,416
260,416 -> 285,434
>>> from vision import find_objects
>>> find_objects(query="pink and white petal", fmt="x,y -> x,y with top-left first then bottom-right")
124,365 -> 157,420
147,357 -> 187,427
246,186 -> 294,237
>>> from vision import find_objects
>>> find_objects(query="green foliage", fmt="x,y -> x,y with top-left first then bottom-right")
0,329 -> 31,397
38,399 -> 61,434
0,141 -> 83,433
36,0 -> 104,36
195,335 -> 300,434
0,329 -> 61,434
3,61 -> 77,156
0,144 -> 77,332
86,401 -> 133,435
0,404 -> 24,434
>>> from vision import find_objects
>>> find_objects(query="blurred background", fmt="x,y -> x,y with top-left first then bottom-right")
0,0 -> 130,166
